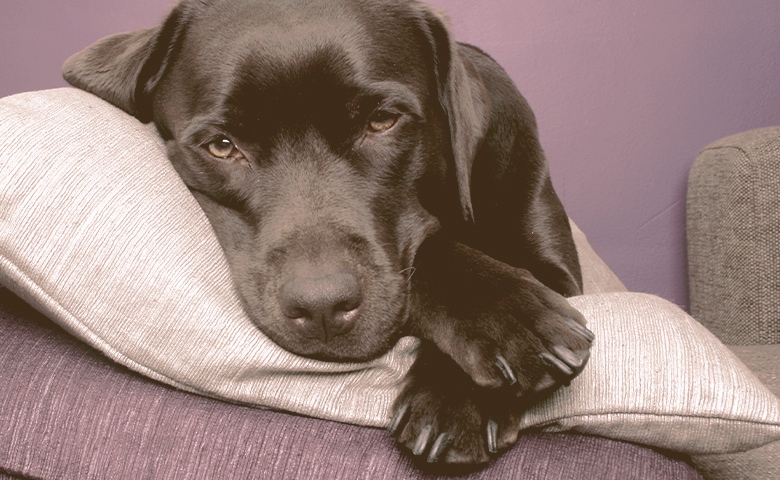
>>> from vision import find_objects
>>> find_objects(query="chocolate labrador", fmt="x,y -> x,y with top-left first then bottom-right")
63,0 -> 594,468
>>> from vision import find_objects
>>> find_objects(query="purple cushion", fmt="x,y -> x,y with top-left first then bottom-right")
0,288 -> 702,479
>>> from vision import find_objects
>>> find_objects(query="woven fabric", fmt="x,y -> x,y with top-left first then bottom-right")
729,344 -> 780,397
522,293 -> 780,455
687,126 -> 780,345
692,440 -> 780,480
0,288 -> 703,480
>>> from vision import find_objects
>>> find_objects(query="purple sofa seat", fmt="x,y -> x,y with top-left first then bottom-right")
0,288 -> 702,479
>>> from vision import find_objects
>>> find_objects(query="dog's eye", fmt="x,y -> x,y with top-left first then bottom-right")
205,136 -> 240,159
367,111 -> 400,133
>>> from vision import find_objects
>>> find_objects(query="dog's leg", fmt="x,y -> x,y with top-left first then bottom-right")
390,234 -> 594,465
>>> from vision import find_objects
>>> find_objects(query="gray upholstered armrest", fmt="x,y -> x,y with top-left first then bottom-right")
687,126 -> 780,346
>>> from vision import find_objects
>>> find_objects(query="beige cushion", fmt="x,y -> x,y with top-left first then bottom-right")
690,345 -> 780,480
692,441 -> 780,480
2,88 -> 779,457
687,126 -> 780,345
730,345 -> 780,398
524,293 -> 780,455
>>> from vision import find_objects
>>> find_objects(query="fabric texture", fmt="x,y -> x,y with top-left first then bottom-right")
0,288 -> 703,480
729,345 -> 780,398
692,441 -> 780,480
523,293 -> 780,455
687,126 -> 780,345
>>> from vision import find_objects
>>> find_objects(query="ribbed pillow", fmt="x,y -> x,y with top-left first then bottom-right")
525,293 -> 780,455
2,88 -> 779,456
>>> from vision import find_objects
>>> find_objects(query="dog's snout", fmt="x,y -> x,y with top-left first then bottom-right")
279,268 -> 363,341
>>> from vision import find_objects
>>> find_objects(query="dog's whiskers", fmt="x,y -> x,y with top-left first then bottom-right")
400,267 -> 417,281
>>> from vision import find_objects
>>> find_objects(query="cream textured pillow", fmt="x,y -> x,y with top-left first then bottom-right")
524,293 -> 780,455
2,89 -> 779,455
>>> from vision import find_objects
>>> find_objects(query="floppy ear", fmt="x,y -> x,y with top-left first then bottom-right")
422,10 -> 491,223
62,5 -> 188,123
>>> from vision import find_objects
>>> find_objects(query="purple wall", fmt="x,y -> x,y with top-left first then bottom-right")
3,1 -> 780,308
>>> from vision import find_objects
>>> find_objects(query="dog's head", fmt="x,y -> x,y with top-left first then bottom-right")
63,0 -> 490,361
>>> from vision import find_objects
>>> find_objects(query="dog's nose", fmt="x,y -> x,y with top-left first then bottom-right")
279,269 -> 363,340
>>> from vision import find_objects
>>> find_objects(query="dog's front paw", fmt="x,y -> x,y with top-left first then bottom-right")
411,241 -> 595,399
389,346 -> 521,466
447,269 -> 593,398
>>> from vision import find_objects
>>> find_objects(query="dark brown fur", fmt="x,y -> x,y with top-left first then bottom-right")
63,0 -> 594,468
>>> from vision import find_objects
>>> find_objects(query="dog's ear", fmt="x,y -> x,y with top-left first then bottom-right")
421,9 -> 491,223
62,5 -> 188,122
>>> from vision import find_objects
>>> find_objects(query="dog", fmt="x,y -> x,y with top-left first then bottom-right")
63,0 -> 594,468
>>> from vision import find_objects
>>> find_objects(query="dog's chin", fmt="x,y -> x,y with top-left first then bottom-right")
255,322 -> 406,362
279,333 -> 401,362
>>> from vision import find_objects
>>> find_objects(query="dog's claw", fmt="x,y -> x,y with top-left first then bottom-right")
540,351 -> 574,377
388,401 -> 410,436
565,317 -> 595,343
486,419 -> 499,454
494,355 -> 517,385
541,345 -> 590,387
552,345 -> 585,370
427,432 -> 452,463
413,425 -> 434,456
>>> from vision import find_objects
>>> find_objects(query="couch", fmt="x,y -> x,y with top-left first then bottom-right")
687,125 -> 780,479
1,88 -> 778,479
